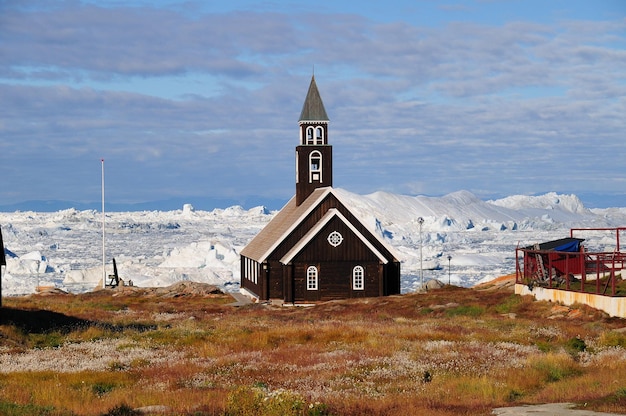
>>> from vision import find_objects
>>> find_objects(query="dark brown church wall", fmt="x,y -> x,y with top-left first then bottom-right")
295,145 -> 333,205
267,260 -> 284,299
273,193 -> 392,262
240,256 -> 262,298
317,262 -> 352,300
294,194 -> 397,262
383,261 -> 401,295
295,217 -> 380,263
260,192 -> 401,301
291,261 -> 382,302
329,197 -> 399,263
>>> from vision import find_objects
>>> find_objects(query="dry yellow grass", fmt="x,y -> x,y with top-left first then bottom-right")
1,284 -> 626,415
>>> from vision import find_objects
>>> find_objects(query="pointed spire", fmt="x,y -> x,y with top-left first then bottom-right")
299,75 -> 329,122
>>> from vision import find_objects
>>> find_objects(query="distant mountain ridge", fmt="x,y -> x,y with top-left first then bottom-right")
1,190 -> 624,214
0,196 -> 289,213
333,189 -> 626,236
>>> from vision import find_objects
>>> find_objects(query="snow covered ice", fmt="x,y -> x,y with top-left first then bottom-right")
1,190 -> 625,296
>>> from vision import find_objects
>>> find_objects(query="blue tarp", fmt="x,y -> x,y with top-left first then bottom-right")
553,240 -> 581,252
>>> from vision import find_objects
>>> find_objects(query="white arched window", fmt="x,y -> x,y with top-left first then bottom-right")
315,126 -> 324,144
309,151 -> 322,182
307,266 -> 318,290
353,266 -> 364,290
306,126 -> 315,145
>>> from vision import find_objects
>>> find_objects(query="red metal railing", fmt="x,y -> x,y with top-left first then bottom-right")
516,227 -> 626,297
570,227 -> 625,252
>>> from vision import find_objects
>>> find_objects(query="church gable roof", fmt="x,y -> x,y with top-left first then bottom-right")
240,187 -> 398,264
280,208 -> 389,265
299,76 -> 329,122
240,187 -> 332,262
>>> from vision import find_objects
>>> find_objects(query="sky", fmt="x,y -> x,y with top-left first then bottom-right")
1,0 -> 625,210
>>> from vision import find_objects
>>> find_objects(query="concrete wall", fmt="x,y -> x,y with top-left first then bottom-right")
515,284 -> 626,318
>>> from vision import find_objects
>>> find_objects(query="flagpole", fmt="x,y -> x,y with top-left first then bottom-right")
101,158 -> 106,289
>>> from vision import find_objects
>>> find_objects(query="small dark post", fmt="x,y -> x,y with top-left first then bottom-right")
447,255 -> 452,285
109,257 -> 119,287
1,226 -> 6,307
113,258 -> 119,283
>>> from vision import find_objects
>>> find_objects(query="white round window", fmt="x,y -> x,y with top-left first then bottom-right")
327,231 -> 343,247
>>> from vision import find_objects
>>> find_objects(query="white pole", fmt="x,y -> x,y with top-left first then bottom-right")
101,158 -> 106,289
418,217 -> 424,291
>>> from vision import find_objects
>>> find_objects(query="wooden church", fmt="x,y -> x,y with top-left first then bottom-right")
240,76 -> 401,302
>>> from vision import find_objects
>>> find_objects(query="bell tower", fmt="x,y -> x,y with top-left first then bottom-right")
296,76 -> 332,206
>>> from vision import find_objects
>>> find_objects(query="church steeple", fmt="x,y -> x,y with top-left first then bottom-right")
295,76 -> 332,205
299,75 -> 329,123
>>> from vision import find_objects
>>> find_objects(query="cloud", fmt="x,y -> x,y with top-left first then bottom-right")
0,1 -> 624,207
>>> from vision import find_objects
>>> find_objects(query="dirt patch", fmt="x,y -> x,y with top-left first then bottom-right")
493,402 -> 620,415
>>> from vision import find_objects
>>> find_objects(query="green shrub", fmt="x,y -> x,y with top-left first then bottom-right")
420,307 -> 434,315
263,389 -> 306,416
107,360 -> 127,371
599,331 -> 626,348
535,340 -> 554,353
0,401 -> 69,416
100,404 -> 139,416
445,305 -> 484,317
531,354 -> 581,383
307,402 -> 331,416
507,389 -> 524,402
28,332 -> 64,349
225,386 -> 264,416
565,336 -> 586,356
494,295 -> 522,314
225,386 -> 330,416
92,381 -> 117,397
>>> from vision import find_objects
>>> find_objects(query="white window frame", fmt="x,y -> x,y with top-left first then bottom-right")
315,126 -> 324,144
306,126 -> 315,145
353,265 -> 364,290
309,150 -> 322,183
307,266 -> 318,290
244,258 -> 259,284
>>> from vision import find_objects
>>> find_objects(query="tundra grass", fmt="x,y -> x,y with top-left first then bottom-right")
1,286 -> 626,415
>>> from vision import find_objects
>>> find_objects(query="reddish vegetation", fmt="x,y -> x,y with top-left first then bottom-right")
1,281 -> 626,415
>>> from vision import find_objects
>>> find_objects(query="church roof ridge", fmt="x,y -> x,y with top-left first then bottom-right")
299,75 -> 329,122
239,187 -> 400,264
279,208 -> 389,265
